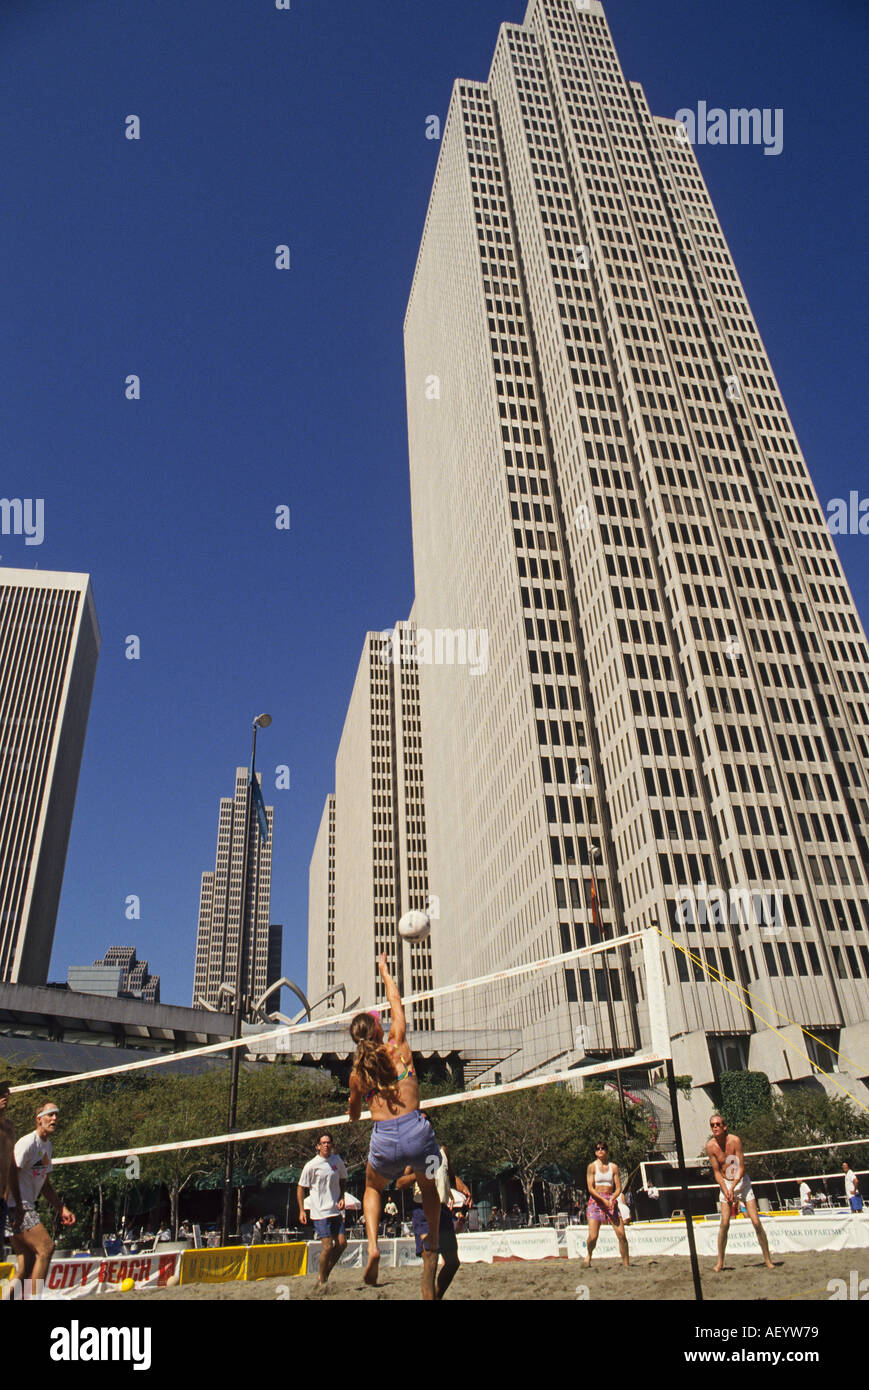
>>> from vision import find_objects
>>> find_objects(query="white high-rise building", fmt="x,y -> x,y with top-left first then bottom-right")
0,568 -> 100,984
193,767 -> 274,1017
309,622 -> 434,1028
307,793 -> 336,1012
404,0 -> 869,1094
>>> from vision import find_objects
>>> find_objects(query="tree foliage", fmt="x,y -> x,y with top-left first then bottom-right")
719,1070 -> 772,1130
422,1082 -> 654,1205
735,1087 -> 869,1181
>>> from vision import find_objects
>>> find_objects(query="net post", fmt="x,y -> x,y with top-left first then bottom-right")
641,927 -> 670,1062
666,1058 -> 704,1302
644,927 -> 703,1300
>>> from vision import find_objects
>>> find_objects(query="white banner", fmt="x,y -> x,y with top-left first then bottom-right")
337,1240 -> 418,1269
1,1253 -> 181,1300
564,1216 -> 869,1259
455,1229 -> 561,1263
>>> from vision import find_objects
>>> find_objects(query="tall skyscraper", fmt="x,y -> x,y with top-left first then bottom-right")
308,621 -> 434,1028
193,767 -> 274,1017
404,0 -> 869,1092
0,568 -> 100,985
308,793 -> 336,1012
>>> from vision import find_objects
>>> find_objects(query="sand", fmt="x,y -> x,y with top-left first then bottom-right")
88,1248 -> 869,1301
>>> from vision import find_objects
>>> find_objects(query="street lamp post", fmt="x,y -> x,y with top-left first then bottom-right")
220,713 -> 271,1245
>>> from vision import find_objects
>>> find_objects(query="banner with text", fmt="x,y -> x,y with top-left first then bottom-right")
2,1253 -> 179,1300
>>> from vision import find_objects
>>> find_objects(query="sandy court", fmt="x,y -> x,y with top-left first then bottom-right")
87,1248 -> 869,1301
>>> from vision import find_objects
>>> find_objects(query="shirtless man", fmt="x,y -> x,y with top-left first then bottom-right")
706,1112 -> 774,1273
0,1081 -> 22,1239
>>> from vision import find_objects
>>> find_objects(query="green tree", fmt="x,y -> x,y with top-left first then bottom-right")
426,1084 -> 653,1211
737,1088 -> 869,1183
133,1074 -> 225,1236
719,1070 -> 772,1130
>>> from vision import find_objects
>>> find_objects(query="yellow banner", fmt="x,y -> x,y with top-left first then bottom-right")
180,1246 -> 248,1285
245,1242 -> 307,1280
179,1241 -> 308,1285
0,1263 -> 14,1283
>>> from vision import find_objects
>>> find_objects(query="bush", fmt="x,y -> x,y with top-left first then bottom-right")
719,1071 -> 772,1130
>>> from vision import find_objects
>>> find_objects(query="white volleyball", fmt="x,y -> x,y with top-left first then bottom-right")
398,909 -> 431,942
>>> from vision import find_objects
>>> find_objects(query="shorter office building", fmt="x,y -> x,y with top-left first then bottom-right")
67,946 -> 160,1004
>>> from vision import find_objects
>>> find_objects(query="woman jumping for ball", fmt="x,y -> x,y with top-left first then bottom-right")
584,1139 -> 630,1268
348,953 -> 443,1299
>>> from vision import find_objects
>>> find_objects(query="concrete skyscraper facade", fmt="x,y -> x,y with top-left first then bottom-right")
0,568 -> 100,985
193,767 -> 275,1017
307,793 -> 336,1013
309,621 -> 434,1029
404,0 -> 869,1096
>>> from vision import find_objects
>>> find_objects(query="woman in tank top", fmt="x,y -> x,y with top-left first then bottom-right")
584,1139 -> 630,1268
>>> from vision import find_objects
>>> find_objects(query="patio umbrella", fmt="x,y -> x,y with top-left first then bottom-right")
193,1169 -> 257,1190
263,1167 -> 302,1186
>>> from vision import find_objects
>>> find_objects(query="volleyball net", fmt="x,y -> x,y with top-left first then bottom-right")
4,929 -> 670,1170
3,923 -> 866,1191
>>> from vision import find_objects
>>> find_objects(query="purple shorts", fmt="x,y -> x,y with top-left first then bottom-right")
587,1196 -> 620,1225
367,1109 -> 441,1181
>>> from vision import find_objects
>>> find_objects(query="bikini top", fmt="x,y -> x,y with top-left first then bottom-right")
364,1039 -> 416,1105
594,1161 -> 615,1190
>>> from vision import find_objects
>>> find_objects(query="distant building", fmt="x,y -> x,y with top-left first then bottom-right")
0,568 -> 100,985
307,795 -> 335,1014
193,767 -> 274,1018
267,923 -> 283,998
67,946 -> 160,1003
309,620 -> 434,1029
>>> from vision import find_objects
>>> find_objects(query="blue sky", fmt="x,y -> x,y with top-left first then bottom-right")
1,0 -> 866,1006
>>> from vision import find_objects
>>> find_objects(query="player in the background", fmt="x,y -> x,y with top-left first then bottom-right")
706,1112 -> 774,1272
8,1100 -> 76,1293
584,1140 -> 629,1269
397,1141 -> 472,1300
843,1161 -> 862,1213
297,1132 -> 348,1287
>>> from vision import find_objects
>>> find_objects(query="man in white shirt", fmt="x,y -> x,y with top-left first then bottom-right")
843,1162 -> 863,1214
383,1197 -> 399,1236
8,1100 -> 76,1293
297,1132 -> 347,1286
799,1181 -> 813,1213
